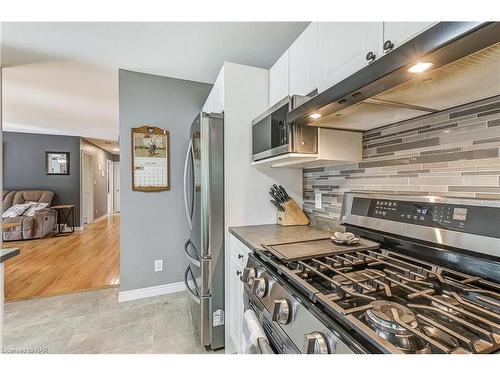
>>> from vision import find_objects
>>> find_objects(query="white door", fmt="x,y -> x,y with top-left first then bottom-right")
81,152 -> 95,225
289,22 -> 318,96
106,160 -> 114,214
317,22 -> 384,93
382,22 -> 436,53
269,50 -> 290,106
113,161 -> 120,213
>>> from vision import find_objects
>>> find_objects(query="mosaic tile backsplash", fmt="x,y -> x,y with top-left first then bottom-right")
303,96 -> 500,229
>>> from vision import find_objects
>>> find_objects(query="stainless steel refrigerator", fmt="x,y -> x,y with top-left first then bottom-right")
183,112 -> 224,350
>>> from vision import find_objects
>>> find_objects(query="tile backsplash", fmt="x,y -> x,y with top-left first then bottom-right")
303,96 -> 500,229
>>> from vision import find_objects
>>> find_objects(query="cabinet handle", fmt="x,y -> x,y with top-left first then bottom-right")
365,51 -> 376,63
238,254 -> 244,259
383,40 -> 394,52
236,270 -> 242,276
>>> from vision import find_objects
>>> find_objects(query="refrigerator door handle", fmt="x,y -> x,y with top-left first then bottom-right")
184,266 -> 201,304
183,139 -> 194,229
184,239 -> 201,267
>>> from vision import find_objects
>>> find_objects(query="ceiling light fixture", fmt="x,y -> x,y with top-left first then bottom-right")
408,62 -> 433,73
309,113 -> 322,120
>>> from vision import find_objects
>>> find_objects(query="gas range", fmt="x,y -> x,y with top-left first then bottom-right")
243,193 -> 500,354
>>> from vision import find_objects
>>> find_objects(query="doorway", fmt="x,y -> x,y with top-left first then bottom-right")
81,150 -> 95,226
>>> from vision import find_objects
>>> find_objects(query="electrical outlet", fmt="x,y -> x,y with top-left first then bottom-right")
315,192 -> 322,209
154,259 -> 163,272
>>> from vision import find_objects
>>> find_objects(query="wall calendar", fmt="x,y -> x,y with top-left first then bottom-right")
131,125 -> 170,192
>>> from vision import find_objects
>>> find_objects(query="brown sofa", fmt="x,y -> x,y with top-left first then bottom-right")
2,190 -> 57,241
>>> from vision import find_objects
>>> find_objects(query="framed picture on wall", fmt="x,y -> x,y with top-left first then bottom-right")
131,125 -> 170,192
46,151 -> 70,175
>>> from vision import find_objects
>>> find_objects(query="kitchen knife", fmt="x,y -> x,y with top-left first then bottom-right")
278,185 -> 291,201
270,200 -> 285,212
270,186 -> 285,203
270,189 -> 283,203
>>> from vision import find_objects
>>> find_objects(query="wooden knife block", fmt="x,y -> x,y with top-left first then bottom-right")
277,199 -> 310,226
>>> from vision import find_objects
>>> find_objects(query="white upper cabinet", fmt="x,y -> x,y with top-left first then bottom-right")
269,50 -> 290,107
382,22 -> 436,53
202,67 -> 224,113
317,22 -> 383,93
289,22 -> 318,97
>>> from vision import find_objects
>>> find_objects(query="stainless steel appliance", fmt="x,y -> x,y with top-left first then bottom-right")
252,96 -> 317,162
183,112 -> 224,350
244,193 -> 500,354
288,22 -> 500,131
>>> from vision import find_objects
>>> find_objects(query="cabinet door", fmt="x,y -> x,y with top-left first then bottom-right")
269,50 -> 290,107
289,22 -> 318,96
383,22 -> 436,52
228,257 -> 244,354
317,22 -> 383,93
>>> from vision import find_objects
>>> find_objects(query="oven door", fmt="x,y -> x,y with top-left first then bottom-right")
252,98 -> 290,161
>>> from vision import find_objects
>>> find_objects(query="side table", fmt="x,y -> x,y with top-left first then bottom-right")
51,205 -> 76,236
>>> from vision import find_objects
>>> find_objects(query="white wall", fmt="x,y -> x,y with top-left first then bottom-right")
223,62 -> 302,352
224,62 -> 302,230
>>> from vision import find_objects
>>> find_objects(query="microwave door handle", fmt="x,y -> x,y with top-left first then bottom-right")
183,139 -> 193,229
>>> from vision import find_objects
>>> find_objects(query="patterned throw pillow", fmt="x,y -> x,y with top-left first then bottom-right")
2,203 -> 33,218
24,202 -> 49,217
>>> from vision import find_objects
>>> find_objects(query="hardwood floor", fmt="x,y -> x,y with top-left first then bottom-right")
3,214 -> 120,302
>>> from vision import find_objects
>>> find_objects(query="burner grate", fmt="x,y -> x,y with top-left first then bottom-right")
262,246 -> 500,354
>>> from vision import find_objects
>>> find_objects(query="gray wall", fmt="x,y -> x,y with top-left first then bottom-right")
81,139 -> 115,219
3,131 -> 81,225
119,69 -> 212,292
303,96 -> 500,229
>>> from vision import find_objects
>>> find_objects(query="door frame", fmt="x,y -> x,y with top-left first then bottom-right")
113,161 -> 120,213
106,159 -> 114,214
80,150 -> 95,227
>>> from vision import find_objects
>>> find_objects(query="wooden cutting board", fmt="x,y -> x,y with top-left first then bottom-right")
265,238 -> 380,261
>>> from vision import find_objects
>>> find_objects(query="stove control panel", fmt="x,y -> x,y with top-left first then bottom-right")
351,197 -> 500,239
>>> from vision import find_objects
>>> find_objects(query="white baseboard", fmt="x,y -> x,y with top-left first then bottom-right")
118,281 -> 186,303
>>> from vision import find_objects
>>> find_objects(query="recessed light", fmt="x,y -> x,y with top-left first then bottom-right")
113,148 -> 120,152
408,62 -> 433,73
309,113 -> 321,120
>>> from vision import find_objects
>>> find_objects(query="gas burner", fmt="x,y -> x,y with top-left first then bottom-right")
365,300 -> 431,353
366,301 -> 416,333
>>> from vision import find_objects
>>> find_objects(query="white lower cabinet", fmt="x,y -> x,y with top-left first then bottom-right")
227,234 -> 251,354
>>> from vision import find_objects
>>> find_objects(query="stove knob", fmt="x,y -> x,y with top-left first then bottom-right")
303,332 -> 329,354
271,299 -> 291,324
252,277 -> 267,298
241,267 -> 256,287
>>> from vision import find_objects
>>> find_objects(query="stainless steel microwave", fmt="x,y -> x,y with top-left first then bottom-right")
252,96 -> 318,162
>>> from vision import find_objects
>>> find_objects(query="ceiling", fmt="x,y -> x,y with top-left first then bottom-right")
84,137 -> 120,155
1,22 -> 308,140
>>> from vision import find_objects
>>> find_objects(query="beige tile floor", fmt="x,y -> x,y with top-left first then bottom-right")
2,288 -> 224,354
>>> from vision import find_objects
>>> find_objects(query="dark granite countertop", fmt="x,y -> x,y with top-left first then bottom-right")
1,248 -> 20,263
229,224 -> 331,251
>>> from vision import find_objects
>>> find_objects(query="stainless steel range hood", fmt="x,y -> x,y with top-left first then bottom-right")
287,22 -> 500,131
